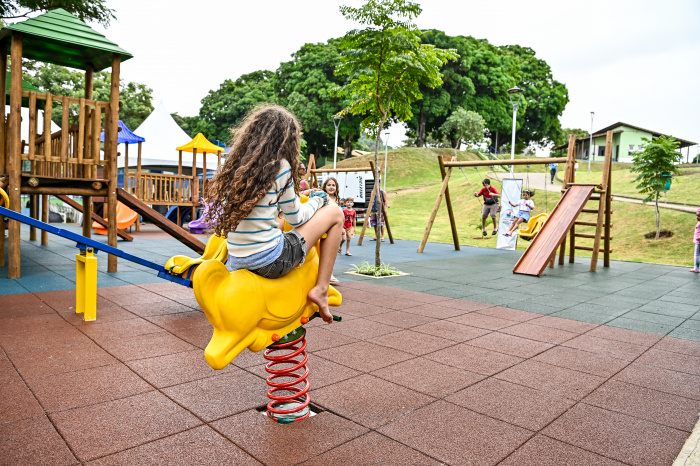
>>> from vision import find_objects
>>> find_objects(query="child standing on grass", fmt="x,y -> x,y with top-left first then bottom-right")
205,104 -> 344,323
503,190 -> 534,237
341,197 -> 357,256
691,207 -> 700,273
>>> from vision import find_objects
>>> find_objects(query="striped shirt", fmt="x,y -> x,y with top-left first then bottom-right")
226,159 -> 322,257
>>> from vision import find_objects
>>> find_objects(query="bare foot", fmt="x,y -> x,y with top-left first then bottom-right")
308,285 -> 332,323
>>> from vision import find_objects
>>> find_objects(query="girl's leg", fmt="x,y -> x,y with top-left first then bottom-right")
695,243 -> 700,271
294,205 -> 344,322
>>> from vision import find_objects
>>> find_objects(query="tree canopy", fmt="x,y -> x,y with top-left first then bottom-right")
0,0 -> 115,26
440,108 -> 486,157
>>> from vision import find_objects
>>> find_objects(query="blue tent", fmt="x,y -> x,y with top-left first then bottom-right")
100,120 -> 145,144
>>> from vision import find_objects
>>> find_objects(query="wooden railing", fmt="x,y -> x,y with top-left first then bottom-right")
126,172 -> 197,206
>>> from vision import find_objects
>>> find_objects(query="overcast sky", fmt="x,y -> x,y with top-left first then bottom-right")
91,0 -> 700,154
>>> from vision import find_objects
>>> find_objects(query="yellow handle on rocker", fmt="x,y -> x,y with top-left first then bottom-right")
0,187 -> 9,209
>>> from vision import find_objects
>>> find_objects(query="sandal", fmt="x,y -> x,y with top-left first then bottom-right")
690,269 -> 700,273
330,276 -> 340,285
492,230 -> 497,235
482,230 -> 487,236
345,253 -> 352,256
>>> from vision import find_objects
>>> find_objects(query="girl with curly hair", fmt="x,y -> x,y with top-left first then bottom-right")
204,104 -> 344,323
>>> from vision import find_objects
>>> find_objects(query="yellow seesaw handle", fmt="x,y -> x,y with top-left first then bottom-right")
0,187 -> 9,209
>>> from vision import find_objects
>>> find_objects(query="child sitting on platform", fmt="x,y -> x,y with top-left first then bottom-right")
503,190 -> 535,237
205,104 -> 343,323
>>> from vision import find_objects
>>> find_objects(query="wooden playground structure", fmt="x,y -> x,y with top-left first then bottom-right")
420,132 -> 614,276
305,154 -> 394,244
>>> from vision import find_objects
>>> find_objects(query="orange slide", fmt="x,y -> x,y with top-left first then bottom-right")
93,201 -> 139,235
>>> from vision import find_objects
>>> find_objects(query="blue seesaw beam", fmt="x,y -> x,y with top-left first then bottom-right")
0,205 -> 193,287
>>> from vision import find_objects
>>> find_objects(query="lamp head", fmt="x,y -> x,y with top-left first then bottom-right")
507,86 -> 524,106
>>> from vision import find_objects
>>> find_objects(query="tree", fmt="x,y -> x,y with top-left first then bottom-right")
335,0 -> 458,266
554,128 -> 589,147
0,0 -> 114,26
630,135 -> 683,239
440,108 -> 485,157
171,113 -> 201,138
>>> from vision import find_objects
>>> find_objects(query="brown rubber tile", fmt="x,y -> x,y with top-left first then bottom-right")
389,290 -> 453,304
98,331 -> 195,362
499,434 -> 626,465
0,312 -> 71,335
60,306 -> 136,325
411,320 -> 490,342
448,312 -> 520,330
127,349 -> 232,388
89,425 -> 261,465
367,329 -> 455,355
38,290 -> 122,313
635,348 -> 700,376
304,326 -> 359,352
446,378 -> 575,431
424,343 -> 524,376
543,403 -> 688,465
439,299 -> 494,312
563,334 -> 648,361
10,341 -> 116,380
495,360 -> 605,400
312,374 -> 434,429
162,370 -> 267,422
76,317 -> 163,342
366,310 -> 437,329
584,379 -> 700,432
0,293 -> 52,316
143,311 -> 210,332
170,324 -> 213,349
399,302 -> 471,319
213,410 -> 367,466
314,341 -> 413,373
230,347 -> 267,369
466,332 -> 554,358
97,285 -> 172,306
0,380 -> 44,423
122,301 -> 194,318
531,346 -> 630,378
499,321 -> 579,344
0,326 -> 92,354
299,431 -> 441,466
527,315 -> 599,333
337,300 -> 393,318
476,306 -> 539,322
378,400 -> 532,465
586,325 -> 663,347
371,357 -> 485,398
0,415 -> 76,465
28,363 -> 152,412
653,335 -> 700,357
613,362 -> 700,400
51,391 -> 201,462
0,351 -> 22,384
137,282 -> 195,300
355,294 -> 423,311
323,318 -> 401,341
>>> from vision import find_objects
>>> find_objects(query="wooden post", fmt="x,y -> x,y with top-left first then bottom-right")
603,152 -> 612,267
106,55 -> 121,273
83,66 -> 93,238
590,131 -> 613,272
418,157 -> 453,253
7,32 -> 23,279
41,194 -> 48,244
440,155 -> 460,251
0,43 -> 6,176
307,154 -> 317,187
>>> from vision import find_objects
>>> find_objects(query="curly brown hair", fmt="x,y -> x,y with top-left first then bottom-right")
321,176 -> 341,204
204,104 -> 302,236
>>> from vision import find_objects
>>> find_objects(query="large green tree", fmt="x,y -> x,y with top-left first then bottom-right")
335,0 -> 458,266
0,0 -> 114,26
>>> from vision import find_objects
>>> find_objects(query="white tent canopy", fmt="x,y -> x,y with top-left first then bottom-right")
7,106 -> 61,142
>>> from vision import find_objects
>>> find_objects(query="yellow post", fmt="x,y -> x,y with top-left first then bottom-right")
76,247 -> 98,321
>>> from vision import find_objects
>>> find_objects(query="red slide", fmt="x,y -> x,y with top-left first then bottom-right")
93,201 -> 138,235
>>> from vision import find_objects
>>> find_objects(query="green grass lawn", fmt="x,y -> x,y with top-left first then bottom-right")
327,148 -> 699,268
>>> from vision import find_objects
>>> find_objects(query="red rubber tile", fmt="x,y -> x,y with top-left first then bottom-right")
0,312 -> 71,335
122,301 -> 194,318
448,312 -> 519,330
378,400 -> 532,465
76,318 -> 163,342
51,391 -> 201,462
476,306 -> 539,322
299,431 -> 441,466
366,310 -> 437,329
355,294 -> 424,311
0,380 -> 44,423
0,416 -> 75,465
446,378 -> 575,431
62,306 -> 136,325
213,410 -> 367,465
28,363 -> 152,412
0,293 -> 48,312
527,315 -> 598,333
499,321 -> 579,344
495,360 -> 605,400
371,357 -> 485,398
230,347 -> 266,369
315,341 -> 413,373
304,326 -> 359,352
338,300 -> 395,318
499,434 -> 625,465
170,324 -> 213,350
0,326 -> 92,354
412,320 -> 490,342
586,325 -> 663,347
563,334 -> 648,361
137,282 -> 195,300
425,343 -> 524,376
144,311 -> 210,332
127,349 -> 233,388
399,302 -> 472,319
613,362 -> 700,400
98,331 -> 195,362
39,290 -> 121,313
10,341 -> 116,380
89,425 -> 261,465
162,370 -> 267,422
635,348 -> 700,376
543,403 -> 687,465
388,290 -> 453,304
97,285 -> 173,306
312,374 -> 435,429
368,329 -> 455,355
323,318 -> 401,341
531,346 -> 630,378
584,379 -> 700,432
438,299 -> 494,312
466,332 -> 553,358
0,351 -> 22,384
654,336 -> 700,357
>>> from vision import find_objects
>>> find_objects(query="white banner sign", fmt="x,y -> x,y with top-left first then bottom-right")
319,171 -> 373,203
496,178 -> 523,250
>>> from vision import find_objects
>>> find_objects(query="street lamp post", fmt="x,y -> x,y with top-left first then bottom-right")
588,112 -> 595,172
507,86 -> 524,176
382,132 -> 390,192
332,115 -> 343,169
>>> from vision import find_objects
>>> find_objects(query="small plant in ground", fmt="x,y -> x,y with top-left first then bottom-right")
349,261 -> 402,277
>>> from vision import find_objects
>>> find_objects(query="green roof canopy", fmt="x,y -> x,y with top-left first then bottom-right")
0,8 -> 132,71
4,72 -> 44,108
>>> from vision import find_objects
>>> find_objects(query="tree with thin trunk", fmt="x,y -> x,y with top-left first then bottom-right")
335,0 -> 458,267
630,135 -> 682,239
440,107 -> 486,158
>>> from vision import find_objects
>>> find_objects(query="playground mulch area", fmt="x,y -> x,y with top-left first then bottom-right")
2,224 -> 700,464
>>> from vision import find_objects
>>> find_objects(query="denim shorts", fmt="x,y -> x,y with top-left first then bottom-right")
250,230 -> 307,279
516,211 -> 531,222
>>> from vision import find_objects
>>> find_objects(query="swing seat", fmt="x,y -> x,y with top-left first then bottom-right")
517,213 -> 548,241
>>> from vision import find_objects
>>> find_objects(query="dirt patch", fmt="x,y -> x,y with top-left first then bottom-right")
644,230 -> 674,239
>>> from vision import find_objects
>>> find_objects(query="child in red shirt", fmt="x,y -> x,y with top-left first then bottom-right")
341,197 -> 357,256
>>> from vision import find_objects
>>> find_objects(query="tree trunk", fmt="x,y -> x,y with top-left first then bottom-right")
374,126 -> 382,268
343,133 -> 353,160
655,193 -> 660,240
416,108 -> 426,147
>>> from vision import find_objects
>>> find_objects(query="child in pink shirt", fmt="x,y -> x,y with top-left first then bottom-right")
691,207 -> 700,273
